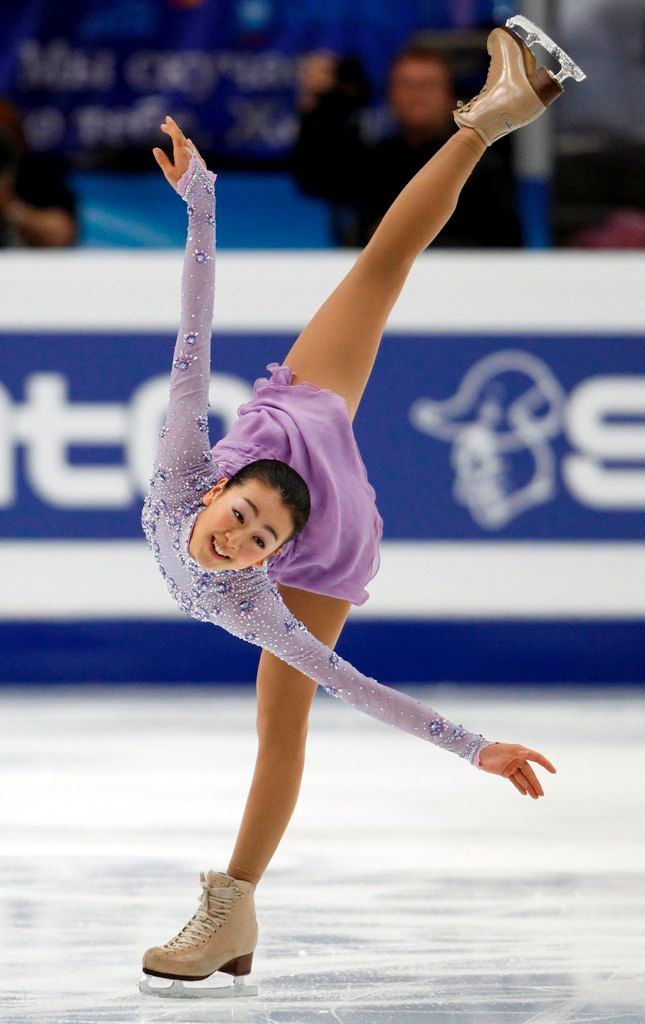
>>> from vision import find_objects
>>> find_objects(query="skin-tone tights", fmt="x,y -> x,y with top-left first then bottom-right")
227,128 -> 487,886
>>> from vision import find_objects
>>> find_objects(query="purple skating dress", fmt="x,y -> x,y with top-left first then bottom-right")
140,154 -> 495,769
211,361 -> 383,605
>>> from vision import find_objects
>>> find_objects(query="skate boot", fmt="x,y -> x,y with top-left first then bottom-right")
139,869 -> 259,999
453,14 -> 586,146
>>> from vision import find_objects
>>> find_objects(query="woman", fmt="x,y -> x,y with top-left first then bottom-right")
139,20 -> 583,999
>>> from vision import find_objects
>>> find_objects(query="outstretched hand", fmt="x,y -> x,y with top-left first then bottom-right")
478,742 -> 556,799
152,115 -> 207,190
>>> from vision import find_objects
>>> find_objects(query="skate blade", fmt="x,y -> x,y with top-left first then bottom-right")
139,973 -> 259,999
506,14 -> 586,84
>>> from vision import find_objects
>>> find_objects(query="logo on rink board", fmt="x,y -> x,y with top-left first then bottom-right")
1,333 -> 644,540
410,350 -> 645,529
410,351 -> 565,529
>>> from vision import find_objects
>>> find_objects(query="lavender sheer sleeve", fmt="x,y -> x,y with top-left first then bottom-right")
152,155 -> 217,491
206,570 -> 495,769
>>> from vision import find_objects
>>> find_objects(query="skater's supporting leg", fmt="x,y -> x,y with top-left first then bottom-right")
227,586 -> 352,885
282,127 -> 486,422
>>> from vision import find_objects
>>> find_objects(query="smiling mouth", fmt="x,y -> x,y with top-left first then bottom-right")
211,538 -> 232,561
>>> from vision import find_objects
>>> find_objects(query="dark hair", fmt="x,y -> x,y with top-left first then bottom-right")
223,459 -> 311,546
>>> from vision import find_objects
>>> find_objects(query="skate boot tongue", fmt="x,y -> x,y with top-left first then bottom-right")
205,870 -> 236,887
205,869 -> 256,893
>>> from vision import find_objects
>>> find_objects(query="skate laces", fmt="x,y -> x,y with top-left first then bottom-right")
162,873 -> 241,950
457,28 -> 522,114
456,68 -> 493,113
456,82 -> 488,113
456,56 -> 494,113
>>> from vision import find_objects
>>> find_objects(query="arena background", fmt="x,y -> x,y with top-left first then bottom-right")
1,249 -> 643,683
2,2 -> 642,696
1,0 -> 644,685
2,1 -> 645,1020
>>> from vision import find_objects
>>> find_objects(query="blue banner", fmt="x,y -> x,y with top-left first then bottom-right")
3,332 -> 644,541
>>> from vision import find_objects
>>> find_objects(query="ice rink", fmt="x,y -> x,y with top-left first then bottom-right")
0,684 -> 643,1023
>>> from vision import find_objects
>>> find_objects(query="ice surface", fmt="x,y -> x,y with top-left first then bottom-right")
0,684 -> 643,1023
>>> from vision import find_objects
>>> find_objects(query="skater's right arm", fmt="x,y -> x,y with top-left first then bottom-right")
148,117 -> 217,496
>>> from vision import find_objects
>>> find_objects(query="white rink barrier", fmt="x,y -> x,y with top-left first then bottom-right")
1,250 -> 643,627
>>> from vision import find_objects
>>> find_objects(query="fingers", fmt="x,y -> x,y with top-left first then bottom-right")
161,114 -> 187,152
523,763 -> 544,798
526,749 -> 557,774
513,753 -> 547,799
158,116 -> 206,174
516,764 -> 543,799
494,743 -> 557,799
510,767 -> 537,798
509,774 -> 527,796
152,147 -> 174,183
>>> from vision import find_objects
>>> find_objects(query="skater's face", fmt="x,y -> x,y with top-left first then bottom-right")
388,56 -> 455,134
188,476 -> 295,571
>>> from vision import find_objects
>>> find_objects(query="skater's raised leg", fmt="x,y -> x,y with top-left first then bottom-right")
281,22 -> 583,423
282,126 -> 486,422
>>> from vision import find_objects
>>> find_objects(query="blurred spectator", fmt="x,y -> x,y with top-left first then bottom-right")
293,51 -> 371,246
0,99 -> 78,248
552,0 -> 645,247
570,210 -> 645,249
359,44 -> 521,247
293,44 -> 522,248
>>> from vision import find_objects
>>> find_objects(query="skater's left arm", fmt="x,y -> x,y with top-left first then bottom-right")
214,576 -> 557,793
207,572 -> 494,769
192,573 -> 557,792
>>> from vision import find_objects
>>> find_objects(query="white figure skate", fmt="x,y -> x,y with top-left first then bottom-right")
138,869 -> 259,999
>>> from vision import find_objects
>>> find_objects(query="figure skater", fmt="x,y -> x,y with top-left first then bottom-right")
138,17 -> 584,1000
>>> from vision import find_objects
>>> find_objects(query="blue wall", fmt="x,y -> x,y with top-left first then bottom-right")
2,620 -> 644,685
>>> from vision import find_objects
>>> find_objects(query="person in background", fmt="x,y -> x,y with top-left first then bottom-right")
293,43 -> 522,248
359,43 -> 522,247
293,51 -> 371,246
0,99 -> 78,248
